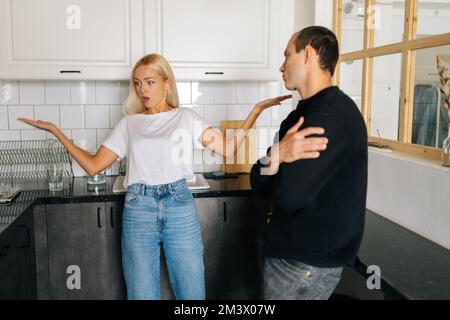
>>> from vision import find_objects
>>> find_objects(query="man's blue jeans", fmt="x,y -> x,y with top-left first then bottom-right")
121,179 -> 205,300
263,257 -> 342,300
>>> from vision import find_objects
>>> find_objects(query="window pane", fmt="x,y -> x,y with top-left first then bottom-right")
411,44 -> 450,148
371,54 -> 403,140
340,60 -> 363,110
373,1 -> 405,47
417,0 -> 450,36
341,0 -> 366,53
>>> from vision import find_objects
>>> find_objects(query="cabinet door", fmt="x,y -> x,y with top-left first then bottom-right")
105,201 -> 127,300
217,196 -> 271,299
144,0 -> 291,80
46,203 -> 109,299
0,209 -> 36,300
160,197 -> 219,300
0,0 -> 144,79
195,197 -> 219,299
0,227 -> 17,299
11,209 -> 36,299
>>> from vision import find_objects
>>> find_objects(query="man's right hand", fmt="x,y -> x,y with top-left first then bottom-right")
262,117 -> 328,175
278,116 -> 328,164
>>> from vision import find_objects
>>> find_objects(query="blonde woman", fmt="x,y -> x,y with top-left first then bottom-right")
18,53 -> 325,300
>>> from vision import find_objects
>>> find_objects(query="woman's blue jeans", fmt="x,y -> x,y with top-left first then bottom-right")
121,179 -> 205,300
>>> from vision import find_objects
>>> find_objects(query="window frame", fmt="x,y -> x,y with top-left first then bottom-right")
332,0 -> 450,159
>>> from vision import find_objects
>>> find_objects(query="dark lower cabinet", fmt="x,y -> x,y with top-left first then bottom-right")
105,201 -> 127,300
46,202 -> 109,299
0,196 -> 270,300
0,226 -> 17,299
217,196 -> 271,299
41,201 -> 125,300
0,208 -> 35,300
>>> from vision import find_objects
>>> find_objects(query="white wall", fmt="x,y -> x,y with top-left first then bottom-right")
367,150 -> 450,250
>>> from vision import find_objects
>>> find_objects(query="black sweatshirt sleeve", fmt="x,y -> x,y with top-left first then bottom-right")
250,158 -> 274,199
271,112 -> 352,212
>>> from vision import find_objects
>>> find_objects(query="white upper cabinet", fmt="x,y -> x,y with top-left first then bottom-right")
0,0 -> 293,80
144,0 -> 293,81
0,0 -> 144,80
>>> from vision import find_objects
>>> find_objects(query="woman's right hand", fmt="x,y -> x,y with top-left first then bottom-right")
17,118 -> 58,133
254,95 -> 292,112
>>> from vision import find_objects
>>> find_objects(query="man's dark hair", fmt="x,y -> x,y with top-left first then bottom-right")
295,26 -> 339,76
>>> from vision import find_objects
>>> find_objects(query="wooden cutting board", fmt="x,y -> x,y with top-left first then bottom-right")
220,120 -> 257,173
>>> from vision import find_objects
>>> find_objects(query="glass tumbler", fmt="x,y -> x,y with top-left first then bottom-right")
48,163 -> 64,191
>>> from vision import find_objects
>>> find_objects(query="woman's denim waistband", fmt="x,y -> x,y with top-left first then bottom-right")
127,178 -> 188,196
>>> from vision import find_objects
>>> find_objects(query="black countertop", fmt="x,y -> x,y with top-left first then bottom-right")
0,174 -> 254,231
1,174 -> 450,299
358,211 -> 450,299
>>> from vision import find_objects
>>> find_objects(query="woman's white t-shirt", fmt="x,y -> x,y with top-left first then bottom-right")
103,107 -> 210,187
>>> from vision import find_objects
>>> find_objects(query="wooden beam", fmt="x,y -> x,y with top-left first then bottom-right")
339,32 -> 450,62
333,0 -> 342,86
398,0 -> 418,143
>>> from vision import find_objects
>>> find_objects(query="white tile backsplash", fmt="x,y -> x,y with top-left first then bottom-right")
96,81 -> 120,104
227,105 -> 251,121
45,81 -> 70,105
110,104 -> 124,128
120,81 -> 130,104
72,129 -> 97,153
0,106 -> 8,129
18,81 -> 45,105
21,129 -> 47,141
60,105 -> 85,129
34,105 -> 60,127
177,82 -> 192,104
237,82 -> 260,104
85,105 -> 110,129
192,82 -> 214,104
96,129 -> 113,149
70,81 -> 96,105
260,81 -> 281,100
256,108 -> 272,127
46,129 -> 72,140
0,130 -> 21,141
214,82 -> 237,104
204,104 -> 227,127
8,105 -> 34,130
3,80 -> 287,175
0,81 -> 19,105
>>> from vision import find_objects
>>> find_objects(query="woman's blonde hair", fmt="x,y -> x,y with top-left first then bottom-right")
123,54 -> 179,115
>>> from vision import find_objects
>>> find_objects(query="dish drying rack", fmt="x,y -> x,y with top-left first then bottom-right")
0,140 -> 74,180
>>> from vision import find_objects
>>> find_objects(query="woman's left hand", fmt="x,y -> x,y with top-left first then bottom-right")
255,94 -> 292,112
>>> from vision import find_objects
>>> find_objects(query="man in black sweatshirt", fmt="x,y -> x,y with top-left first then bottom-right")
250,26 -> 368,300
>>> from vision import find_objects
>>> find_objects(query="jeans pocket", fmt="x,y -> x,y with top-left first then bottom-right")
125,186 -> 141,203
173,187 -> 193,203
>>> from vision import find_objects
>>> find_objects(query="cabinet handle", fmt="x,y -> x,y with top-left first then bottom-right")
223,202 -> 227,222
110,207 -> 114,228
205,72 -> 224,75
18,225 -> 30,248
97,208 -> 102,228
60,70 -> 81,74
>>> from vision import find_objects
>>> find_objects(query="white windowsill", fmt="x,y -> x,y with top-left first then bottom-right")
368,146 -> 450,173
